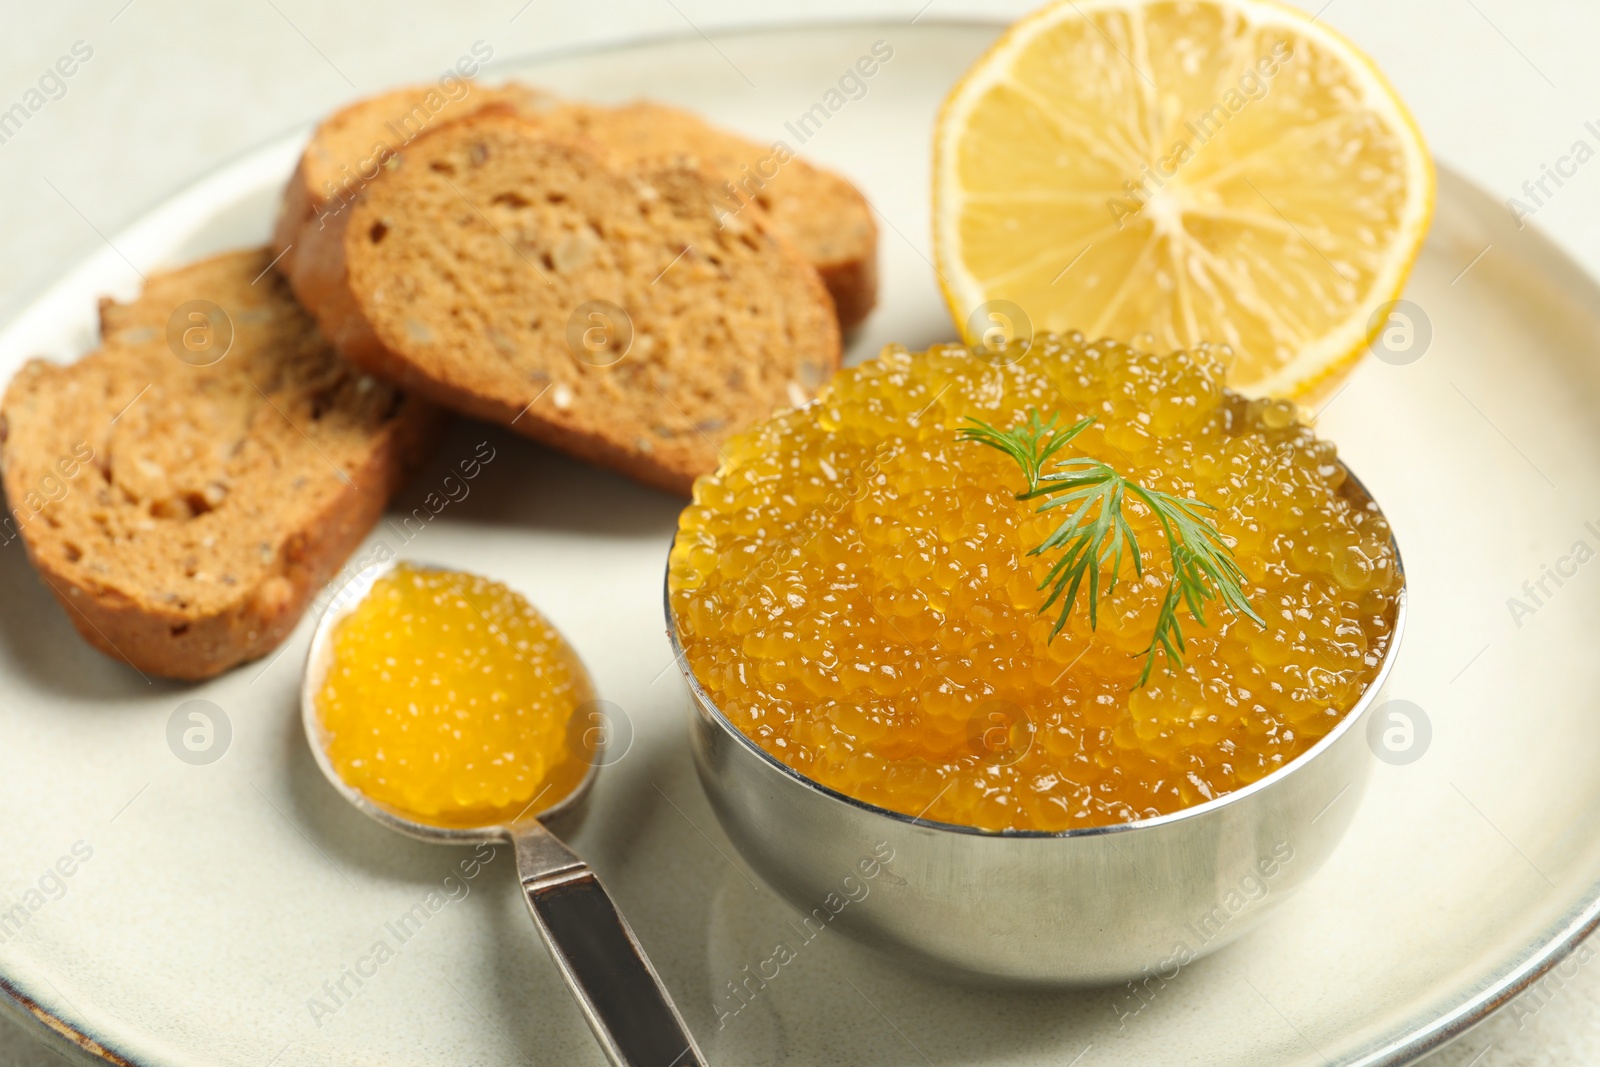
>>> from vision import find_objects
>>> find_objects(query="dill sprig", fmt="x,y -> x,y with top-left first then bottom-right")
958,410 -> 1262,686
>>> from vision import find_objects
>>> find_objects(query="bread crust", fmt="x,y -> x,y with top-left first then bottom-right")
817,252 -> 878,339
0,249 -> 445,680
274,156 -> 394,370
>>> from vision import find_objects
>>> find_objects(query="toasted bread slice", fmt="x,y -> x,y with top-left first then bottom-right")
299,113 -> 840,495
275,84 -> 878,332
272,83 -> 554,286
0,248 -> 443,680
535,100 -> 878,332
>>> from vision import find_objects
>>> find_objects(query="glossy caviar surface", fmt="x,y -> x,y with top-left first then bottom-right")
669,335 -> 1401,831
317,564 -> 592,828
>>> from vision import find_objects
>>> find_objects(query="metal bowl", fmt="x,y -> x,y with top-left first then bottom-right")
665,468 -> 1405,987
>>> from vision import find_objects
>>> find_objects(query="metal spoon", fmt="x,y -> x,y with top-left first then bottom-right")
301,558 -> 705,1067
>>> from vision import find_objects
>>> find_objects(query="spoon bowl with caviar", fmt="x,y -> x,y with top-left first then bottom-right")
668,335 -> 1406,987
302,559 -> 705,1067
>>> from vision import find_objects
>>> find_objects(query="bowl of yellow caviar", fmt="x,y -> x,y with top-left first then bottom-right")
666,334 -> 1405,986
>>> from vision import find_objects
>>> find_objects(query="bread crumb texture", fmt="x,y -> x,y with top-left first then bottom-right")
536,100 -> 878,330
341,115 -> 840,494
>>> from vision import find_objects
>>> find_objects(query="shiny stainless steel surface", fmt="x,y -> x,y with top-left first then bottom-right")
668,470 -> 1406,987
303,559 -> 706,1067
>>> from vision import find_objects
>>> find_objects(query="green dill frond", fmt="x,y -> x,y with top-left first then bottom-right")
959,408 -> 1262,687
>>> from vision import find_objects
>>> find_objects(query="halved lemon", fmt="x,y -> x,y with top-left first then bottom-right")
933,0 -> 1435,398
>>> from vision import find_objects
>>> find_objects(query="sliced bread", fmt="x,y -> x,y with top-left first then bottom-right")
272,82 -> 553,286
274,83 -> 878,332
298,112 -> 841,496
0,248 -> 443,680
535,100 -> 879,332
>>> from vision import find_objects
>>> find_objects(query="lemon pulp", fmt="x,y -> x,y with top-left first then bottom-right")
669,337 -> 1401,831
317,563 -> 592,828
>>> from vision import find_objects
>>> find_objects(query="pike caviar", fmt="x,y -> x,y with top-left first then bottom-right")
316,564 -> 593,829
669,336 -> 1401,831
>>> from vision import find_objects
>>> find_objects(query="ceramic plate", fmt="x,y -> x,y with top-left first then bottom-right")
2,20 -> 1597,1067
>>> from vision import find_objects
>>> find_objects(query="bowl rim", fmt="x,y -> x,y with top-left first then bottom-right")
665,460 -> 1407,840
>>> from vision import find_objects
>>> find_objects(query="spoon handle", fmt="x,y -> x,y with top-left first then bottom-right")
514,824 -> 707,1067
